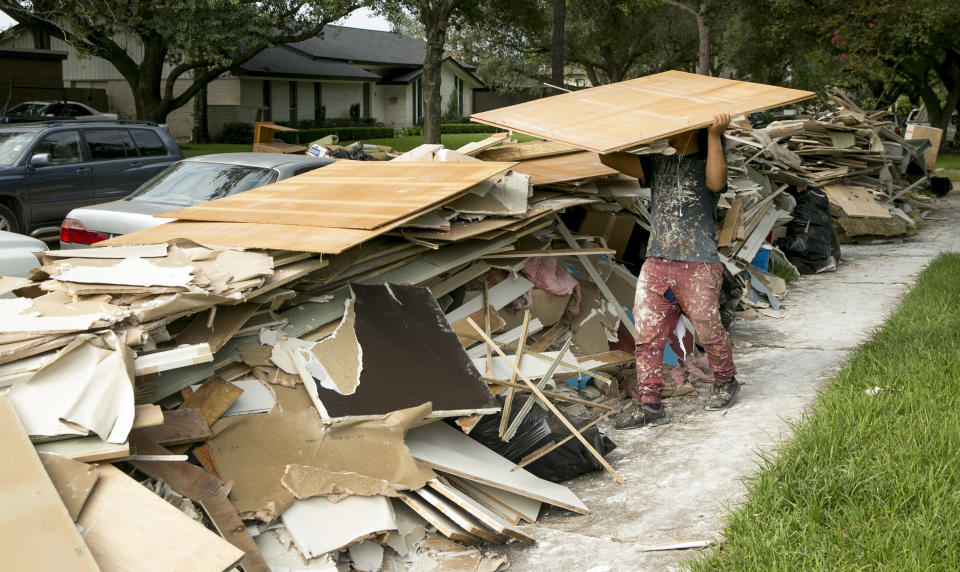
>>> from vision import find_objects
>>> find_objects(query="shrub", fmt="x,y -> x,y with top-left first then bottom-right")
440,123 -> 501,134
214,122 -> 254,144
274,126 -> 395,144
402,125 -> 423,136
349,103 -> 361,121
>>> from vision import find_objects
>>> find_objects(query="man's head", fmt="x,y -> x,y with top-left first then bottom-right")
667,129 -> 701,156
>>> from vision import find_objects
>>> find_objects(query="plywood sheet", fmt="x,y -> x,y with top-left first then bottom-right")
38,453 -> 100,521
158,161 -> 516,230
405,421 -> 589,514
471,70 -> 815,153
510,151 -> 618,185
78,464 -> 244,572
478,140 -> 581,162
0,396 -> 100,571
823,184 -> 892,219
99,221 -> 378,255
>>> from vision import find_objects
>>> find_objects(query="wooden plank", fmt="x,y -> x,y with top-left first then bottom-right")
131,408 -> 212,447
157,161 -> 516,230
398,492 -> 479,543
178,377 -> 244,426
455,132 -> 510,155
132,404 -> 164,429
478,140 -> 581,162
38,452 -> 100,521
135,343 -> 213,376
412,487 -> 507,543
471,70 -> 816,154
79,464 -> 244,572
177,303 -> 260,353
822,184 -> 893,218
718,197 -> 742,247
499,310 -> 531,437
0,396 -> 100,571
510,151 -> 618,185
503,338 -> 574,442
35,436 -> 130,462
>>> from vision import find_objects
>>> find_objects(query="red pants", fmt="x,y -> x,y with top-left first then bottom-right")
633,257 -> 736,405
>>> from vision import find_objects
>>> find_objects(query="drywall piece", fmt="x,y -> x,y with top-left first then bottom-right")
78,464 -> 244,572
159,161 -> 516,230
447,171 -> 531,216
245,258 -> 329,300
255,529 -> 340,571
7,331 -> 135,443
43,244 -> 168,259
50,256 -> 194,287
413,487 -> 506,543
207,403 -> 434,521
281,464 -> 398,502
134,343 -> 213,376
34,435 -> 130,462
0,297 -> 102,333
473,348 -> 580,380
509,151 -> 619,186
179,377 -> 244,426
100,221 -> 379,255
281,495 -> 397,559
471,70 -> 815,153
405,421 -> 589,514
384,501 -> 428,557
177,303 -> 260,352
465,318 -> 544,360
38,453 -> 100,521
347,540 -> 385,572
823,184 -> 893,218
309,284 -> 499,419
429,478 -> 535,543
444,274 -> 534,324
0,275 -> 33,296
398,492 -> 479,543
0,396 -> 99,571
222,379 -> 275,416
429,262 -> 491,298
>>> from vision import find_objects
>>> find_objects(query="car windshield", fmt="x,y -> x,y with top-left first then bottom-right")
0,131 -> 36,167
125,161 -> 278,207
7,103 -> 45,116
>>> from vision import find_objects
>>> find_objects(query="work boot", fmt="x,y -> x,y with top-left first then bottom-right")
613,401 -> 668,429
705,378 -> 740,410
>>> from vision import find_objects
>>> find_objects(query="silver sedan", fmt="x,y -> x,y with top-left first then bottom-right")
60,152 -> 334,247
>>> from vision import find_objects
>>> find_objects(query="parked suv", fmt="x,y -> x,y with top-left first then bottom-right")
0,121 -> 181,239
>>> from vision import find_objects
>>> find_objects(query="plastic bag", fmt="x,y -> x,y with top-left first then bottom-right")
464,395 -> 617,483
775,186 -> 841,274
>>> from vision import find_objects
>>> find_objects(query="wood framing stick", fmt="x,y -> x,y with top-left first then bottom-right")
482,378 -> 614,411
483,282 -> 492,378
511,411 -> 613,471
467,318 -> 625,485
503,337 -> 573,442
554,219 -> 633,336
499,309 -> 531,439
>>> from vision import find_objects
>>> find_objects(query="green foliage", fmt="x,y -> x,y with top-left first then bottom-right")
440,124 -> 500,134
349,103 -> 361,121
280,117 -> 379,129
214,122 -> 254,144
689,253 -> 960,570
402,125 -> 423,136
275,126 -> 395,144
444,87 -> 460,120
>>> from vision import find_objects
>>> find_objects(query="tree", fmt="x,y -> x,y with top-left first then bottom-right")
1,0 -> 359,124
550,0 -> 565,93
664,0 -> 711,75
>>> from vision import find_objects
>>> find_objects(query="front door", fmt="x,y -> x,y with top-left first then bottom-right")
26,129 -> 94,228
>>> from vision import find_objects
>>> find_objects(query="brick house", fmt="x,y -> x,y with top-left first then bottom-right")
0,25 -> 485,141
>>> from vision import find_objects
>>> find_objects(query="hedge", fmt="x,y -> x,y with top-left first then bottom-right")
440,124 -> 501,134
275,127 -> 395,144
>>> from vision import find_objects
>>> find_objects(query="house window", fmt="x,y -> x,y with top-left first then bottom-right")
261,80 -> 272,122
457,77 -> 465,116
314,82 -> 323,122
289,81 -> 298,124
362,83 -> 371,119
412,78 -> 423,123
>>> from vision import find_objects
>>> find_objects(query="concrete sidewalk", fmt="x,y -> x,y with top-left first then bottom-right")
495,192 -> 960,571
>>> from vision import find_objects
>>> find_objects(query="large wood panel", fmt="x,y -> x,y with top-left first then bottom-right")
158,161 -> 515,230
471,70 -> 815,153
509,151 -> 618,185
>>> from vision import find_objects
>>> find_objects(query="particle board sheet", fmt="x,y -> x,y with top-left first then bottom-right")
78,464 -> 244,572
822,184 -> 892,219
98,221 -> 378,255
157,161 -> 517,230
510,151 -> 618,186
405,421 -> 589,515
470,70 -> 816,153
0,396 -> 100,571
311,283 -> 498,419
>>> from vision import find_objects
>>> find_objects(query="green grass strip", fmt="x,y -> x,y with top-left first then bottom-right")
690,252 -> 960,570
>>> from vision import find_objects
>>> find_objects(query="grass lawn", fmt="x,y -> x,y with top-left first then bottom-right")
689,253 -> 960,570
179,133 -> 540,158
935,150 -> 960,171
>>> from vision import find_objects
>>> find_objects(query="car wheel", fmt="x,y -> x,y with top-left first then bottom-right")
0,204 -> 21,234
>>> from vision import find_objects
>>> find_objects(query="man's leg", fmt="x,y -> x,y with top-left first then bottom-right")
672,262 -> 739,408
633,260 -> 681,406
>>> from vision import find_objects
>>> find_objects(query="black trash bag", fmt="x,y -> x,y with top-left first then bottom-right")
775,186 -> 841,274
463,395 -> 616,483
718,264 -> 743,330
329,146 -> 379,161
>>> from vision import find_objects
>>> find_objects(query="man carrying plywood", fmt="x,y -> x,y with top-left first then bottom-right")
599,114 -> 740,428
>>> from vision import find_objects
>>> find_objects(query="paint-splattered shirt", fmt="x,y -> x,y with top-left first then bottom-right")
640,152 -> 722,263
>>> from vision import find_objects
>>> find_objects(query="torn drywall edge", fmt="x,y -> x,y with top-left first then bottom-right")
42,244 -> 169,259
280,464 -> 400,501
281,495 -> 397,560
50,256 -> 195,288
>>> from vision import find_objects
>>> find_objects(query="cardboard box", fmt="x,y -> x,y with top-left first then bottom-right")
576,210 -> 638,260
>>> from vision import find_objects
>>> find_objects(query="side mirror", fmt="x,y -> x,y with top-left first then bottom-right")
29,153 -> 52,168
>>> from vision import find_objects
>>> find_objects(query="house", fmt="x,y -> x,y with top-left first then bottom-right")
0,25 -> 486,140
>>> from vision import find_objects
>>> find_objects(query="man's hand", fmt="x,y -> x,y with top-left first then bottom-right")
708,113 -> 730,136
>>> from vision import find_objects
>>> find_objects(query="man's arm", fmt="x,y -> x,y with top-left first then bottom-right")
599,152 -> 645,181
705,113 -> 730,192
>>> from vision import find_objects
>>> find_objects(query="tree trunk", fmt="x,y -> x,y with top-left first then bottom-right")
696,0 -> 710,76
422,33 -> 446,144
551,0 -> 566,93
